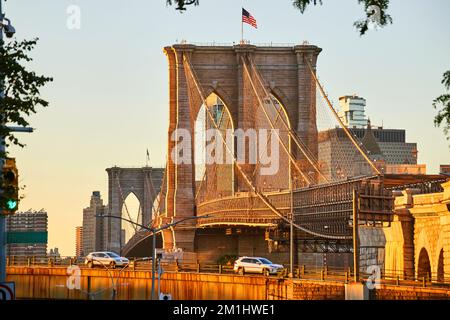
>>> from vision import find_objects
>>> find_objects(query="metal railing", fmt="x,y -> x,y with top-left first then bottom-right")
6,256 -> 450,290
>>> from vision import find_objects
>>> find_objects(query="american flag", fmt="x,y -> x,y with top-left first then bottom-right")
242,8 -> 257,29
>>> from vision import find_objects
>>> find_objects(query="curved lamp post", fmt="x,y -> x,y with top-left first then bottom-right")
96,214 -> 210,300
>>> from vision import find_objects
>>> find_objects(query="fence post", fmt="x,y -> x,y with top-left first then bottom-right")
345,271 -> 349,284
295,267 -> 300,278
219,265 -> 222,274
396,276 -> 400,286
131,258 -> 136,271
196,260 -> 200,273
175,259 -> 179,272
32,256 -> 35,265
422,276 -> 426,288
321,270 -> 325,281
27,257 -> 31,267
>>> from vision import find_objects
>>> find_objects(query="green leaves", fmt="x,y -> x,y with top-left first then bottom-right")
166,0 -> 199,11
292,0 -> 323,13
433,71 -> 450,141
0,38 -> 53,155
292,0 -> 392,35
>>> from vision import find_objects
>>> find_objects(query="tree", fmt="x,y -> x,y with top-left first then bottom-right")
433,71 -> 450,140
166,0 -> 199,11
0,38 -> 53,157
292,0 -> 392,35
166,0 -> 393,35
166,0 -> 450,141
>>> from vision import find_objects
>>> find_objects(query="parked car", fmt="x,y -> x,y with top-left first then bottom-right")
233,257 -> 284,276
84,251 -> 129,269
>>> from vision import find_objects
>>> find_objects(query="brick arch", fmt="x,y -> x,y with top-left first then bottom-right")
203,86 -> 237,129
270,87 -> 294,130
121,191 -> 143,228
193,90 -> 236,199
105,167 -> 164,254
417,247 -> 432,281
253,91 -> 292,191
415,229 -> 435,276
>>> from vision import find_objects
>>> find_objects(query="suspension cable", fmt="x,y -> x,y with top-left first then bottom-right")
246,57 -> 329,183
305,59 -> 381,175
183,55 -> 351,240
241,58 -> 312,185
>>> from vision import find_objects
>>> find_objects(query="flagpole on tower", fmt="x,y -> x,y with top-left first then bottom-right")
241,7 -> 244,44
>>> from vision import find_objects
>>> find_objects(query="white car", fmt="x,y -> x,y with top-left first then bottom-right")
84,251 -> 129,269
233,257 -> 284,276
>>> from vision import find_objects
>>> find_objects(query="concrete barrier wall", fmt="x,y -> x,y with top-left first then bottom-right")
7,267 -> 450,300
6,267 -> 288,300
371,284 -> 450,300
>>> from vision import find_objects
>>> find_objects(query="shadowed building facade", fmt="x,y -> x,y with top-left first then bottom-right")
82,191 -> 106,255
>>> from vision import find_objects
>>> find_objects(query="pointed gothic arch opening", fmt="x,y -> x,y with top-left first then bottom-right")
254,93 -> 292,191
121,192 -> 142,247
417,248 -> 432,281
194,92 -> 235,202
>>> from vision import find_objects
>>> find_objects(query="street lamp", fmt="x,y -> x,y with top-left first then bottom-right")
96,214 -> 210,300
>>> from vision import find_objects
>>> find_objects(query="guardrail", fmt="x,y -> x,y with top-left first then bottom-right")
6,256 -> 450,289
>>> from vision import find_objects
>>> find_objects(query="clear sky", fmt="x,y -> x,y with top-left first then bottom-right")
4,0 -> 450,256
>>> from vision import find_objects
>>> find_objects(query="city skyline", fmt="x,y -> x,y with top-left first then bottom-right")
4,0 -> 450,255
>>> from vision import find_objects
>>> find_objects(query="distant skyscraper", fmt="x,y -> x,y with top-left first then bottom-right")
6,210 -> 48,257
75,226 -> 84,257
48,247 -> 61,258
82,191 -> 107,254
319,96 -> 424,180
338,95 -> 368,128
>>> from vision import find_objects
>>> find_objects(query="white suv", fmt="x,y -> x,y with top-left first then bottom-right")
84,251 -> 129,269
233,257 -> 284,276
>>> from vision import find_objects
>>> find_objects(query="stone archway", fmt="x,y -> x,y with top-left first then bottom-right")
417,248 -> 432,281
437,248 -> 444,283
164,43 -> 322,252
105,166 -> 164,253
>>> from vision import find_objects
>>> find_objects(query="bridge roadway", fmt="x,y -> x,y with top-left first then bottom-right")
121,174 -> 447,259
6,264 -> 450,300
7,258 -> 450,290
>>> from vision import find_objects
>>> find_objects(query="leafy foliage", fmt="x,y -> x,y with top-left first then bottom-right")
0,38 -> 53,155
166,0 -> 199,11
292,0 -> 392,35
433,71 -> 450,140
292,0 -> 323,13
